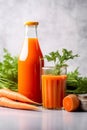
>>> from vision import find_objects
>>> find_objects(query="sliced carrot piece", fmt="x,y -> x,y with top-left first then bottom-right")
63,94 -> 80,112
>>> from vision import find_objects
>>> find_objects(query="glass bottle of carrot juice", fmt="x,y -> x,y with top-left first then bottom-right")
18,21 -> 44,103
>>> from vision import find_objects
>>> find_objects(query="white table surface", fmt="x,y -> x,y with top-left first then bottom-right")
0,107 -> 86,130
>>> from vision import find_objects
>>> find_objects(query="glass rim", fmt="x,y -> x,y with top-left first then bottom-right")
42,66 -> 54,69
42,65 -> 67,69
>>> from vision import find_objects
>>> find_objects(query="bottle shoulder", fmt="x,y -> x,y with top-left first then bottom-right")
19,37 -> 43,61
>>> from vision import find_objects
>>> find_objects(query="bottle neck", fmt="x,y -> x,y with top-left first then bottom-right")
24,25 -> 38,38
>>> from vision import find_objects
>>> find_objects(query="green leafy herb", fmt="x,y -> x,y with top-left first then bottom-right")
44,49 -> 79,75
0,49 -> 18,91
66,68 -> 87,94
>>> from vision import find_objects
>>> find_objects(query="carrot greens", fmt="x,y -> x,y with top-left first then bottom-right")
0,49 -> 18,91
66,68 -> 87,94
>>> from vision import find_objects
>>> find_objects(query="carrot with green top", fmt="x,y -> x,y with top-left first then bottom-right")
0,97 -> 39,111
0,88 -> 40,106
63,94 -> 80,112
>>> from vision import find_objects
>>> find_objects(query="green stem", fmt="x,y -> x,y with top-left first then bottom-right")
0,77 -> 17,85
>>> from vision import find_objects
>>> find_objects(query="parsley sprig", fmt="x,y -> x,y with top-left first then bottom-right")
44,49 -> 79,75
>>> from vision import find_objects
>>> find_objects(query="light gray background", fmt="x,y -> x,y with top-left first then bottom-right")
0,0 -> 87,76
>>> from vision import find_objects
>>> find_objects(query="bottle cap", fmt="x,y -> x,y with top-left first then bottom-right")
24,21 -> 39,26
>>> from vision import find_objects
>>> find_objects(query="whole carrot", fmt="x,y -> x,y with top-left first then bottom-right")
63,94 -> 80,112
0,89 -> 40,106
0,97 -> 39,111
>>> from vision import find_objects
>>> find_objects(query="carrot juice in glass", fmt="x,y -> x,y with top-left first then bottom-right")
42,66 -> 67,109
18,21 -> 44,103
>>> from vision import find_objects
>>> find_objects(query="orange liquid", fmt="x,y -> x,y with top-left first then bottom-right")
18,38 -> 44,103
42,75 -> 67,109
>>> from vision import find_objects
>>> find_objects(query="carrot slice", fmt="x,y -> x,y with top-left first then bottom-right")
63,94 -> 80,112
0,89 -> 40,106
0,97 -> 39,111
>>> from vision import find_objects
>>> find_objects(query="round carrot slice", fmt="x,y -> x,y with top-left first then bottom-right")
63,94 -> 80,112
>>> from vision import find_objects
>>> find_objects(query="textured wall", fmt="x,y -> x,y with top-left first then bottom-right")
0,0 -> 87,76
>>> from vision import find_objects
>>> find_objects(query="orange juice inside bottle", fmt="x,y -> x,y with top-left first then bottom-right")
18,22 -> 44,103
